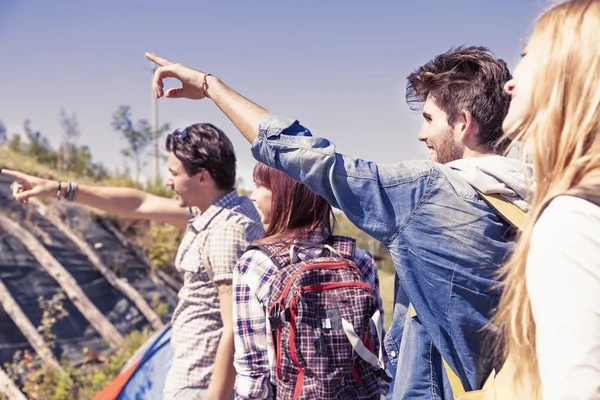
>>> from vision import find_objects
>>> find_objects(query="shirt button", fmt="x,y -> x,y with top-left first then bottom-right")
390,351 -> 397,357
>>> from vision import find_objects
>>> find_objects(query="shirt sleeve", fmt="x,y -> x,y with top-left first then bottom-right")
251,113 -> 433,244
205,223 -> 249,285
233,250 -> 277,400
527,196 -> 600,400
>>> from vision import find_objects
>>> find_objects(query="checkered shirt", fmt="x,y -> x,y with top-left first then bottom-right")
232,229 -> 385,399
164,190 -> 264,396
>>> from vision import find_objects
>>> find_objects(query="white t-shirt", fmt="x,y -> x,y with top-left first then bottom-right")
527,195 -> 600,400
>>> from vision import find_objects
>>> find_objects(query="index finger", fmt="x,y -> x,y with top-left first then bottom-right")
1,169 -> 27,180
145,52 -> 173,67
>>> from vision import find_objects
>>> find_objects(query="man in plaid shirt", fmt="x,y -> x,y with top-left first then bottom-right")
162,124 -> 263,399
233,228 -> 387,399
4,123 -> 264,399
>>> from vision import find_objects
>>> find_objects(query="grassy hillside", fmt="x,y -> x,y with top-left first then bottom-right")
1,147 -> 397,325
1,146 -> 399,398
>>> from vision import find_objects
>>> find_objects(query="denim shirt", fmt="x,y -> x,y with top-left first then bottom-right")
251,114 -> 517,399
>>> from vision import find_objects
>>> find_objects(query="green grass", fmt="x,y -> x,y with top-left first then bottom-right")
379,268 -> 395,329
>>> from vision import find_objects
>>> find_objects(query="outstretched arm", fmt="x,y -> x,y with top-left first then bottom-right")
146,54 -> 432,243
1,169 -> 188,228
146,53 -> 267,144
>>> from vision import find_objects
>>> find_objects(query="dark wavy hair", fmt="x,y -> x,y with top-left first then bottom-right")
406,46 -> 512,151
253,163 -> 334,243
165,123 -> 236,190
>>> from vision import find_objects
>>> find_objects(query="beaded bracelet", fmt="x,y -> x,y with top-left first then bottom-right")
68,182 -> 78,202
65,181 -> 72,201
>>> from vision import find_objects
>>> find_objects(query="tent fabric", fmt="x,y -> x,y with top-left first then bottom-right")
94,325 -> 173,400
92,359 -> 140,400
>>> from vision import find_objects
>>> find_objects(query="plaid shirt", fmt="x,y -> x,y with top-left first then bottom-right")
164,190 -> 264,397
232,229 -> 385,399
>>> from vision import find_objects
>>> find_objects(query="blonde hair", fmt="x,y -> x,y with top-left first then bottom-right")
495,0 -> 600,396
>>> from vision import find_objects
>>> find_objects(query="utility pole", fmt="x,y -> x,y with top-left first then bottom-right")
150,57 -> 159,183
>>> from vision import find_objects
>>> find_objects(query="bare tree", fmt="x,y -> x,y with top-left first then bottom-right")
112,106 -> 150,182
112,106 -> 169,183
0,120 -> 6,145
58,109 -> 81,171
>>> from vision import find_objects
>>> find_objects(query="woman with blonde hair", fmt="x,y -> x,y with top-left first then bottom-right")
495,0 -> 600,398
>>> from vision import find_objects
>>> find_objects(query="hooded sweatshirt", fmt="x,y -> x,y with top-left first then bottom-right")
448,155 -> 534,211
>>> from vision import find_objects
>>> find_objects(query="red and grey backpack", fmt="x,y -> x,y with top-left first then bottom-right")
249,235 -> 391,400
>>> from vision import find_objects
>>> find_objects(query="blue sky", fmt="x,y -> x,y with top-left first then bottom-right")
1,0 -> 549,187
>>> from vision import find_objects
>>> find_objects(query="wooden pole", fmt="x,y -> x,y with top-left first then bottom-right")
0,279 -> 64,373
150,57 -> 159,183
99,219 -> 179,293
0,366 -> 27,400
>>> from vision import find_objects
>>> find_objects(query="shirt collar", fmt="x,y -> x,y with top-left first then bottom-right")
293,227 -> 330,244
190,189 -> 239,232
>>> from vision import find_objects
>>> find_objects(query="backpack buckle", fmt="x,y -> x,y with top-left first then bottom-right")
377,368 -> 393,383
268,305 -> 292,333
268,315 -> 281,331
269,304 -> 282,332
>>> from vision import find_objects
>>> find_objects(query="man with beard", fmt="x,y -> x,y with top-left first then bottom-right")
145,46 -> 532,399
2,123 -> 264,400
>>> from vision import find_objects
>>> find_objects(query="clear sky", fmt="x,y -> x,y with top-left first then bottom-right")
1,0 -> 549,187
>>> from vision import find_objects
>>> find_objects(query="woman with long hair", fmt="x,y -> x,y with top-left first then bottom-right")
232,163 -> 387,399
495,0 -> 600,398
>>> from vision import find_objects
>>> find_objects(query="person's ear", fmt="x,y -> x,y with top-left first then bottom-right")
198,170 -> 209,183
458,109 -> 479,142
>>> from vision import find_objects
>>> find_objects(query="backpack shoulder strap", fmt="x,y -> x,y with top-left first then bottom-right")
539,190 -> 600,218
476,190 -> 526,230
245,242 -> 290,269
532,188 -> 600,226
330,236 -> 356,261
572,192 -> 600,207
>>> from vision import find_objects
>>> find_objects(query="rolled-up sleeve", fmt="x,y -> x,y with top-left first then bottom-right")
205,224 -> 249,285
251,113 -> 433,245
